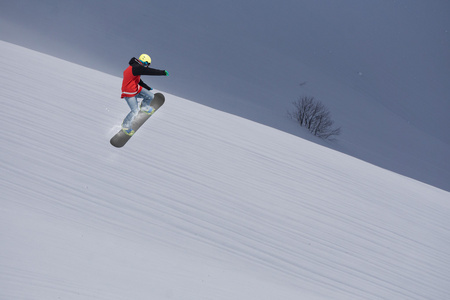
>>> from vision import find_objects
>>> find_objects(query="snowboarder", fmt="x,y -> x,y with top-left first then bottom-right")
121,54 -> 169,136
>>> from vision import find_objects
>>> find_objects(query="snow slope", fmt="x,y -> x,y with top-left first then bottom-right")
2,41 -> 450,300
1,0 -> 449,191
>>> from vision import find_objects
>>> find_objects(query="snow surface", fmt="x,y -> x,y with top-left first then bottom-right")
1,0 -> 449,191
2,41 -> 450,300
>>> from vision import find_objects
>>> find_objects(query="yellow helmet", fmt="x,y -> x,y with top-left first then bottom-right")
139,53 -> 151,65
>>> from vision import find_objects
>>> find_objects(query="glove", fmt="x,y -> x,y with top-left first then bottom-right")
165,70 -> 169,76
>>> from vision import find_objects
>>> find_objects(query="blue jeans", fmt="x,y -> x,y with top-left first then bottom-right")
122,89 -> 154,128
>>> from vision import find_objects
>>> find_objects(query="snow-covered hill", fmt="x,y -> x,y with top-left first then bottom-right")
2,41 -> 450,300
1,0 -> 449,191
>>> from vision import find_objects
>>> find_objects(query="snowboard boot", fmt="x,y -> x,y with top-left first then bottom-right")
140,106 -> 155,115
122,127 -> 135,136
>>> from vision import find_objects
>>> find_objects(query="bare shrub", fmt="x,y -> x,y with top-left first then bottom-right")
288,96 -> 341,140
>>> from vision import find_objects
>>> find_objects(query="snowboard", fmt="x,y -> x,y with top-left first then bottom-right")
110,92 -> 165,148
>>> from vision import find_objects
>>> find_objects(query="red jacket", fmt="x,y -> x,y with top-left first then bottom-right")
121,57 -> 167,98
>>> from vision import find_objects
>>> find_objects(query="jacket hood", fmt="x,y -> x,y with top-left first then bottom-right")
129,57 -> 140,66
